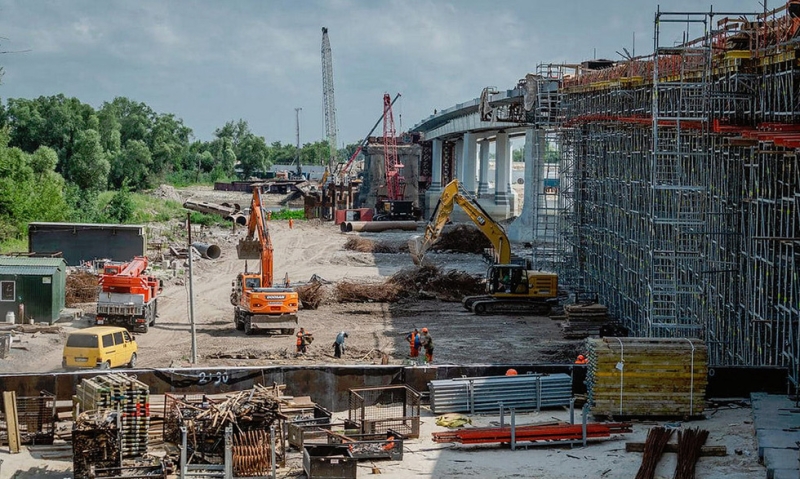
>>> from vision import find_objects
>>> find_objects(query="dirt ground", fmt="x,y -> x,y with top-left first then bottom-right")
0,185 -> 578,374
0,185 -> 767,478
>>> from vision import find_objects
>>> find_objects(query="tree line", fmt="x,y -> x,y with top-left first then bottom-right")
0,94 -> 340,243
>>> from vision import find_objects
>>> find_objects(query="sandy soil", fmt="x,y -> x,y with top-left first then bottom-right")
0,185 -> 578,374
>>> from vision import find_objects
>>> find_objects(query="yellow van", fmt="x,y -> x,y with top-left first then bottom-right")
62,326 -> 138,369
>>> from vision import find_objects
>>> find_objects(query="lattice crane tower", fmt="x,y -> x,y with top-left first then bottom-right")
321,27 -> 338,173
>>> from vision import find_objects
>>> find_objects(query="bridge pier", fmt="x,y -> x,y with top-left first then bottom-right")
507,128 -> 542,243
425,138 -> 444,218
461,132 -> 478,196
477,138 -> 491,197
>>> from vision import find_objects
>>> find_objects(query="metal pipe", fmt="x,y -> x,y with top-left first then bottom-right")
270,425 -> 277,479
191,242 -> 221,259
182,199 -> 236,217
510,407 -> 516,451
345,221 -> 418,232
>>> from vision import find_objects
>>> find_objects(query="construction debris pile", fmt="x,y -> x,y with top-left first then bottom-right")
333,264 -> 483,304
587,338 -> 708,417
74,373 -> 150,458
164,385 -> 286,470
65,271 -> 99,306
72,410 -> 122,478
429,224 -> 491,254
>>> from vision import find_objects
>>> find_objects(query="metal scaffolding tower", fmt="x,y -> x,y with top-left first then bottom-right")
553,4 -> 799,389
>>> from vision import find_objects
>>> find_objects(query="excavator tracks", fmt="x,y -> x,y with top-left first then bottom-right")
462,295 -> 553,316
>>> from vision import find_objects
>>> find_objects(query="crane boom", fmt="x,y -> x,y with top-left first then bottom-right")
339,93 -> 401,180
383,93 -> 404,200
321,27 -> 338,173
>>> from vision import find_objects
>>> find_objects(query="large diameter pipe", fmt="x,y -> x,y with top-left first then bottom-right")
183,199 -> 236,217
343,221 -> 418,233
192,242 -> 221,259
224,214 -> 248,226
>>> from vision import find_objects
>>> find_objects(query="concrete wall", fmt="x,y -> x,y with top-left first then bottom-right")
0,364 -> 785,412
28,223 -> 146,266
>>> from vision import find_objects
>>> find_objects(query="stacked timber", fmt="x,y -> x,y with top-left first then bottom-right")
562,303 -> 609,339
72,410 -> 121,479
74,373 -> 150,457
587,338 -> 707,417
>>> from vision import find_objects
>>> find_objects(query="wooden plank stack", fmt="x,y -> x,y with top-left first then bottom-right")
562,303 -> 610,339
587,337 -> 707,417
74,373 -> 150,458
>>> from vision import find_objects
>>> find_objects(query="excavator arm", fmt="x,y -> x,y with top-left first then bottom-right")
410,179 -> 511,264
237,187 -> 274,288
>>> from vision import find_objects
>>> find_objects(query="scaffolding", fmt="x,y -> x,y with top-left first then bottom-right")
554,3 -> 800,389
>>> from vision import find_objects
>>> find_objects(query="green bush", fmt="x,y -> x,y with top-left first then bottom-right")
270,209 -> 304,220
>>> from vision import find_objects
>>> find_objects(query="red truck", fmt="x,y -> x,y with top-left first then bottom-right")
95,256 -> 162,333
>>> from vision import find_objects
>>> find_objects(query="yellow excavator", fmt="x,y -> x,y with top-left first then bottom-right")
410,179 -> 558,315
231,187 -> 299,335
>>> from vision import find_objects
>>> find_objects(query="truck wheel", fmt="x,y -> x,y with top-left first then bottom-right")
244,318 -> 254,336
474,303 -> 487,315
138,323 -> 149,334
235,312 -> 245,331
128,353 -> 137,368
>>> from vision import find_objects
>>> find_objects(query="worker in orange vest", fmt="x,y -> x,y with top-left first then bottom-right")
575,354 -> 588,365
296,328 -> 312,355
405,328 -> 421,364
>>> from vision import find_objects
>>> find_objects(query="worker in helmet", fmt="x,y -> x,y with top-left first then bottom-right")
420,327 -> 434,364
575,354 -> 588,365
405,328 -> 421,364
296,328 -> 313,356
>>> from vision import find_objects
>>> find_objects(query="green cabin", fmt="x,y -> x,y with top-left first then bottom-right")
0,257 -> 67,325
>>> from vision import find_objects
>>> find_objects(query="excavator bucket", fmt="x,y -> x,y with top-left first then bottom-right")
408,235 -> 426,266
236,239 -> 262,259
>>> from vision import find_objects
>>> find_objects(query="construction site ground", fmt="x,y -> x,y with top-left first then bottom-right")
0,185 -> 578,373
0,398 -> 762,478
0,185 -> 766,477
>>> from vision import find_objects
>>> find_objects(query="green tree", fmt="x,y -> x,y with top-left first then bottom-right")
110,139 -> 152,189
106,180 -> 135,223
67,129 -> 109,190
30,146 -> 59,176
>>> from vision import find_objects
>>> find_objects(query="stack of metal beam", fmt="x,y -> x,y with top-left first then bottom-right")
428,373 -> 572,414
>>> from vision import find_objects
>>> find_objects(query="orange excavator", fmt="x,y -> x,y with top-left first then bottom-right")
230,187 -> 299,335
96,256 -> 162,333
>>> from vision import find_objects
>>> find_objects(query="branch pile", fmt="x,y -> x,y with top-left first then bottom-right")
344,237 -> 405,253
296,282 -> 327,309
66,271 -> 99,306
333,265 -> 483,303
430,224 -> 491,254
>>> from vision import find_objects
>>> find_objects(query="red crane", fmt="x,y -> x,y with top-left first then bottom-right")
382,93 -> 405,201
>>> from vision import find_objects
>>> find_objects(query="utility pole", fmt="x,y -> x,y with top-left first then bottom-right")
295,107 -> 302,178
186,213 -> 197,364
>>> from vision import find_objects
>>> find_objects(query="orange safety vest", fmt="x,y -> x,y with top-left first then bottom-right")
297,332 -> 304,346
382,436 -> 395,451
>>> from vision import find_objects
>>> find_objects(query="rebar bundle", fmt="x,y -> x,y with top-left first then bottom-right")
634,427 -> 674,479
673,428 -> 709,479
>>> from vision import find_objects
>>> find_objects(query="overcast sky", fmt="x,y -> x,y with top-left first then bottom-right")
0,0 -> 762,145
